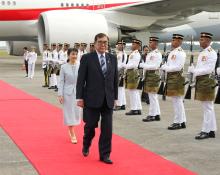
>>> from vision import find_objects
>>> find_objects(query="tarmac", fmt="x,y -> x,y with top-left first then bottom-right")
0,54 -> 219,175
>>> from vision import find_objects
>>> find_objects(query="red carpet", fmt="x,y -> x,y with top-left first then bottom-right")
0,80 -> 197,175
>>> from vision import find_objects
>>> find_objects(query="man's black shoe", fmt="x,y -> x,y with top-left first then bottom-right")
42,85 -> 49,88
168,123 -> 182,130
126,110 -> 141,115
48,86 -> 55,89
54,88 -> 58,92
114,106 -> 122,111
195,132 -> 209,140
125,110 -> 135,115
121,105 -> 126,110
82,147 -> 89,157
142,116 -> 154,122
137,110 -> 142,115
209,131 -> 215,138
100,157 -> 113,164
155,115 -> 161,121
181,122 -> 186,128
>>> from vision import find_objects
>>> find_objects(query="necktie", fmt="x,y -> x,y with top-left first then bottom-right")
100,54 -> 107,77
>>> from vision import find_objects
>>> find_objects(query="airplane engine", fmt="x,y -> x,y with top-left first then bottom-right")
38,10 -> 120,52
6,41 -> 40,56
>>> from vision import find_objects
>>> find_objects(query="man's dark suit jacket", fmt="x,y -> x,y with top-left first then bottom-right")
76,51 -> 118,109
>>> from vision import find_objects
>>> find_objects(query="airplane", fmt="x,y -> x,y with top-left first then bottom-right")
1,0 -> 220,55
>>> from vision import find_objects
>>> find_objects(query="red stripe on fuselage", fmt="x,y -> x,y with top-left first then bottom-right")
0,2 -> 135,21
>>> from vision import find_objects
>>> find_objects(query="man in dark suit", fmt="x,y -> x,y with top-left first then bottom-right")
76,33 -> 118,164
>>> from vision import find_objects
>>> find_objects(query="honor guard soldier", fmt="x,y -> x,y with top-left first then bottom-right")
140,37 -> 162,122
115,40 -> 127,110
188,32 -> 217,139
48,43 -> 58,89
125,39 -> 142,115
23,47 -> 29,77
55,43 -> 66,92
161,34 -> 187,130
77,43 -> 87,62
141,45 -> 150,104
27,46 -> 37,79
63,43 -> 69,62
42,44 -> 50,87
74,42 -> 80,50
89,43 -> 95,53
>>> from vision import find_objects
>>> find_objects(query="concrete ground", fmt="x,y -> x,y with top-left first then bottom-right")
0,55 -> 219,175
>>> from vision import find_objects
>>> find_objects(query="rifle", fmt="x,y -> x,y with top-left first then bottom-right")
158,43 -> 167,101
214,50 -> 220,104
184,36 -> 194,99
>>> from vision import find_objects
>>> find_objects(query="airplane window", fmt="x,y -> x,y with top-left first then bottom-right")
61,3 -> 64,7
71,3 -> 74,7
13,1 -> 16,5
66,3 -> 69,7
81,3 -> 84,6
76,3 -> 79,6
7,1 -> 10,5
1,1 -> 5,5
86,3 -> 89,6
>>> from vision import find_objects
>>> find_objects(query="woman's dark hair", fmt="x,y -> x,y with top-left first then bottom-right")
67,48 -> 78,56
23,47 -> 28,50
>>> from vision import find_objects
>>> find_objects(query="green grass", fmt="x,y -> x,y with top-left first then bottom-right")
0,50 -> 8,57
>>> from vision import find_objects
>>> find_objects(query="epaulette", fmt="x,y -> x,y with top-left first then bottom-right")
208,48 -> 213,52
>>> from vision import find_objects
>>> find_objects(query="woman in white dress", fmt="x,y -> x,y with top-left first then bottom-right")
58,48 -> 81,144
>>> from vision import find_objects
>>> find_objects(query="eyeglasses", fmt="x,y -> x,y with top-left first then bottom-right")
97,41 -> 108,45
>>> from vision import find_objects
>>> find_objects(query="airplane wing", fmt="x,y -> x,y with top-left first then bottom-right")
108,0 -> 220,31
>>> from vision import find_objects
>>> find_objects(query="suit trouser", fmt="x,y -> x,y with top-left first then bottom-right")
116,87 -> 126,106
128,89 -> 142,110
83,99 -> 113,158
148,93 -> 160,116
201,101 -> 217,132
172,96 -> 186,123
28,63 -> 35,78
24,60 -> 28,75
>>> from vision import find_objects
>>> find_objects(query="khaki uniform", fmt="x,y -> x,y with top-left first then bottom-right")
193,46 -> 217,132
125,50 -> 142,110
140,49 -> 162,116
163,46 -> 186,124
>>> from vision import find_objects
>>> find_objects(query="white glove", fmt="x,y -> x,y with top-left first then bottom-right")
160,64 -> 167,71
139,63 -> 145,68
217,67 -> 220,76
188,65 -> 195,73
121,63 -> 127,69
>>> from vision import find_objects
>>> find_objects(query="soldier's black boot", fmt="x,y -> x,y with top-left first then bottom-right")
195,132 -> 209,140
121,105 -> 126,110
209,131 -> 215,138
168,123 -> 182,130
181,122 -> 186,128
